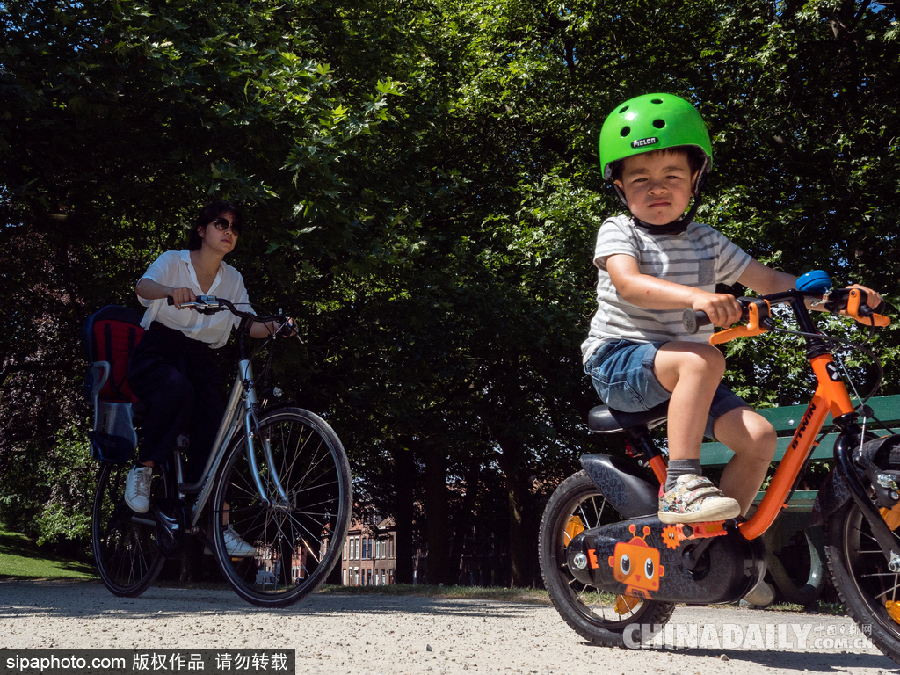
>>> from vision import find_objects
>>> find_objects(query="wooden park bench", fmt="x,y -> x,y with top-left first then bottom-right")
700,394 -> 900,606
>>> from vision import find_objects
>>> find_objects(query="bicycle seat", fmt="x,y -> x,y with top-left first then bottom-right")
588,401 -> 669,433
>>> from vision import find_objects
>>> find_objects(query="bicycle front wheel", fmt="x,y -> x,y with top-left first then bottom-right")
210,407 -> 352,607
92,462 -> 167,597
825,500 -> 900,665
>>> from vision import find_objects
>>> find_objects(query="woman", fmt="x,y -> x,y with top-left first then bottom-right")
124,200 -> 285,556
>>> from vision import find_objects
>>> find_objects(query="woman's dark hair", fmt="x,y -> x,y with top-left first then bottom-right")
187,200 -> 244,251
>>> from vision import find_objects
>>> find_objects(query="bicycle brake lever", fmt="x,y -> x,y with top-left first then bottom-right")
709,298 -> 771,346
847,289 -> 890,327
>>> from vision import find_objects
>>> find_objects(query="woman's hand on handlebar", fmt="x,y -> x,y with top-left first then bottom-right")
136,279 -> 195,307
249,317 -> 296,339
691,292 -> 744,328
168,287 -> 196,309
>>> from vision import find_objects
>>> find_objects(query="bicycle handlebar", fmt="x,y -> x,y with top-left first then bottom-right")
682,288 -> 888,339
166,295 -> 290,331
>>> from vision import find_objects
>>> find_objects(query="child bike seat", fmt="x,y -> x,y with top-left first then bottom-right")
588,401 -> 669,433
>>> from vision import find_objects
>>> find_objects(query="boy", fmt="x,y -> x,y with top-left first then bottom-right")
583,93 -> 837,524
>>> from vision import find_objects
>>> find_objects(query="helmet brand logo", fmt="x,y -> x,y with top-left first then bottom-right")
631,137 -> 659,149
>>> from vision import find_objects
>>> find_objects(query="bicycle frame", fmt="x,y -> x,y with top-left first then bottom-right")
705,290 -> 889,547
150,301 -> 292,533
741,350 -> 855,540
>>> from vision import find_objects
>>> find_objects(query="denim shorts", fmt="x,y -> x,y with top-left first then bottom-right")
584,339 -> 748,440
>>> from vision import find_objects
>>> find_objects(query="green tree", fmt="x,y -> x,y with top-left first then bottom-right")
0,0 -> 396,545
2,0 -> 898,589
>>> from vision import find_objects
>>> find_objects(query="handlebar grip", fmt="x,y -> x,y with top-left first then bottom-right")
166,295 -> 204,307
683,309 -> 711,334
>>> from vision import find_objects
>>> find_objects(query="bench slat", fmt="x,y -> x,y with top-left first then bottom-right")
752,489 -> 818,511
701,431 -> 893,468
700,394 -> 900,469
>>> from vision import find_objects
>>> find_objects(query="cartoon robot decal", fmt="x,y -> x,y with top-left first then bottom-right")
608,524 -> 664,599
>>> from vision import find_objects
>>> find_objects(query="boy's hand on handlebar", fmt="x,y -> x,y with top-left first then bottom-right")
821,285 -> 884,317
846,285 -> 883,314
692,293 -> 743,328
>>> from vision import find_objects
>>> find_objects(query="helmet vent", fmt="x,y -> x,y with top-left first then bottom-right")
650,98 -> 664,104
619,105 -> 630,113
653,119 -> 665,129
620,126 -> 631,137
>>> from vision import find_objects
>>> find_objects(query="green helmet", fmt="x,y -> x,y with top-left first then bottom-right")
598,93 -> 713,190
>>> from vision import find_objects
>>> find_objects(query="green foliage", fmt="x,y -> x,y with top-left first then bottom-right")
2,0 -> 899,585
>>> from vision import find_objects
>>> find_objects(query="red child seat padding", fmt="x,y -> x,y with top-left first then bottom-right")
81,305 -> 144,403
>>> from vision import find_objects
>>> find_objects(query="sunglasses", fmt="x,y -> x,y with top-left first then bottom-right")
211,216 -> 241,234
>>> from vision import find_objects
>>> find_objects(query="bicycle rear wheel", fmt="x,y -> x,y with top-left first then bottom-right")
539,470 -> 675,647
91,463 -> 167,597
211,407 -> 352,607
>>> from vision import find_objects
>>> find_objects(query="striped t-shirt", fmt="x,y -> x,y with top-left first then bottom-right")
581,214 -> 751,362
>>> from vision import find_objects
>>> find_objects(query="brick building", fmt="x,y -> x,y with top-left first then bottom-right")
340,513 -> 400,586
339,510 -> 507,586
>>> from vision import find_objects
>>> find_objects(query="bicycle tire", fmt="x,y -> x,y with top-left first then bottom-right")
824,500 -> 900,665
91,462 -> 167,597
210,407 -> 352,607
539,470 -> 675,647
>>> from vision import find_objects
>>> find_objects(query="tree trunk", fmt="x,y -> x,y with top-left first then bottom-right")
392,442 -> 415,584
497,443 -> 536,588
423,448 -> 448,584
448,463 -> 480,586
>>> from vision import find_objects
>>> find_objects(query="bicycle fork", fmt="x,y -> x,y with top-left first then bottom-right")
238,359 -> 291,508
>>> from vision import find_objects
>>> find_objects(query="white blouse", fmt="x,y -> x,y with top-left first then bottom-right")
137,250 -> 251,348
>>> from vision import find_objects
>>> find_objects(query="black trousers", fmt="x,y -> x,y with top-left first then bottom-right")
127,323 -> 224,482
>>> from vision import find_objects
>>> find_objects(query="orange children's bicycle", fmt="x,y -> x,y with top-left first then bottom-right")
539,276 -> 900,665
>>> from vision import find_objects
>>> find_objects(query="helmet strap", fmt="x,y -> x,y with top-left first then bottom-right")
632,196 -> 702,236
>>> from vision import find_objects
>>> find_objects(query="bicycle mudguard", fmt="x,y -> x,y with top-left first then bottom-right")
815,433 -> 900,538
579,454 -> 658,519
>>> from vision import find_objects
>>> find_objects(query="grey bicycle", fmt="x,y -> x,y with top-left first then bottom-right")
89,296 -> 351,607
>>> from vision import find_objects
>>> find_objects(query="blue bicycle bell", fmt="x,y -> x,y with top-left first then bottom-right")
796,270 -> 832,294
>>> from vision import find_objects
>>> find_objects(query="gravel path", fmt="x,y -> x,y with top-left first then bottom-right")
0,579 -> 896,674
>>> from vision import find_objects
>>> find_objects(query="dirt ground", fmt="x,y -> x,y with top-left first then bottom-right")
0,579 -> 897,674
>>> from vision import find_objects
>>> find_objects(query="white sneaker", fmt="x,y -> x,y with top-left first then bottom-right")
223,526 -> 257,557
658,474 -> 741,524
124,466 -> 153,513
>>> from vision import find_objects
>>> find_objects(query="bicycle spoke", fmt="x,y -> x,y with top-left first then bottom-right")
92,463 -> 165,597
211,409 -> 350,607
